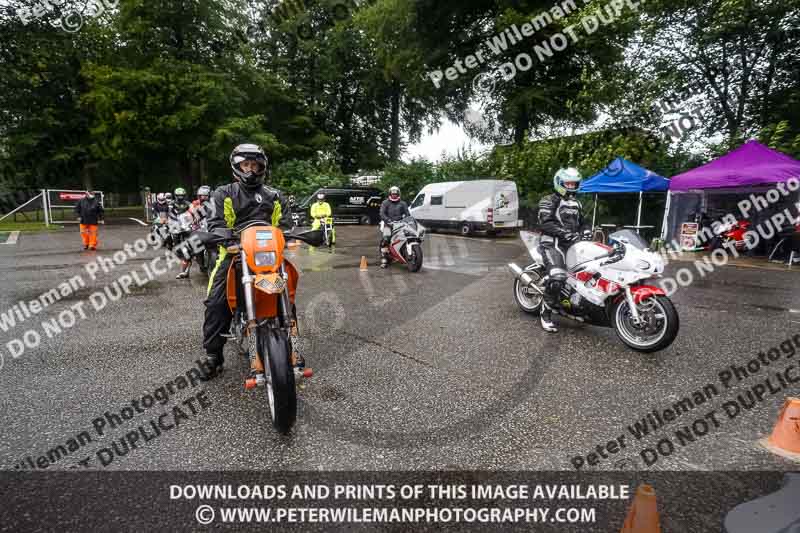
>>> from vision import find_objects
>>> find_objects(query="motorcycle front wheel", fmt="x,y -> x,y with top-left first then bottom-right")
612,295 -> 679,353
407,243 -> 423,272
257,327 -> 297,434
513,267 -> 544,315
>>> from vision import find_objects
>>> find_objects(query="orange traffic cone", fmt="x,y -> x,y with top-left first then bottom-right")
620,484 -> 661,533
759,397 -> 800,462
359,256 -> 368,271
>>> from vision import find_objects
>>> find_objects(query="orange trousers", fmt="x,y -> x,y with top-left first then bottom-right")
80,224 -> 99,249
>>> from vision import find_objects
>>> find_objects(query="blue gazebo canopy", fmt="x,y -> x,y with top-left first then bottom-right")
580,157 -> 670,193
579,157 -> 670,233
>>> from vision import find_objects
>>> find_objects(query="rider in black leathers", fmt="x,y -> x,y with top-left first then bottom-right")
170,188 -> 192,217
201,144 -> 291,376
538,167 -> 587,333
379,186 -> 410,268
152,193 -> 171,218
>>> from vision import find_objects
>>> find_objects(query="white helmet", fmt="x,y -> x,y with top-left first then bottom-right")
554,167 -> 582,197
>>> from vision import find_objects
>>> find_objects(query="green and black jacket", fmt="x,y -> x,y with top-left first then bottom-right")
206,182 -> 290,233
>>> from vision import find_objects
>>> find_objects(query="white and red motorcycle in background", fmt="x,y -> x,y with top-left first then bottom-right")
382,216 -> 426,272
508,229 -> 679,352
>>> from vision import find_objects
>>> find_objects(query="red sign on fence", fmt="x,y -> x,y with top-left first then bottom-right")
58,193 -> 87,201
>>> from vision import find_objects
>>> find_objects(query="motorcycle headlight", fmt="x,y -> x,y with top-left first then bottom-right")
254,251 -> 276,267
636,260 -> 651,271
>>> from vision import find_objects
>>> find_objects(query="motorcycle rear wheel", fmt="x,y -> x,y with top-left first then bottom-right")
257,327 -> 297,434
612,295 -> 679,353
513,269 -> 544,315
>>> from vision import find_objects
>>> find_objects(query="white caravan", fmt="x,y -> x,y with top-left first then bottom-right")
409,180 -> 522,236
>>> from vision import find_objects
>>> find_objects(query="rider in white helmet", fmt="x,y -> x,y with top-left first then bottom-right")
153,192 -> 170,218
379,186 -> 410,267
537,167 -> 587,332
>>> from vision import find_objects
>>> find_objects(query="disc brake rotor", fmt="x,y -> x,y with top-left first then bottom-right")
627,301 -> 664,337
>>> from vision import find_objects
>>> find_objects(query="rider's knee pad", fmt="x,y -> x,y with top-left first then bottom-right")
545,268 -> 567,294
548,268 -> 567,282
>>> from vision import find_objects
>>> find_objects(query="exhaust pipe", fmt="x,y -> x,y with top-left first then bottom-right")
508,263 -> 544,294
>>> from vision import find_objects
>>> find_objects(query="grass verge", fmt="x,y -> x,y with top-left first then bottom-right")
0,222 -> 63,232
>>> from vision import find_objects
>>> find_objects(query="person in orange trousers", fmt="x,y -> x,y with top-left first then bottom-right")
74,190 -> 104,251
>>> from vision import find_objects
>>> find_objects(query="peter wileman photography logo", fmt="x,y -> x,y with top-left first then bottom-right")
16,0 -> 118,33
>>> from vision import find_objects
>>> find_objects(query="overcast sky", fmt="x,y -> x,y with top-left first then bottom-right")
404,119 -> 491,163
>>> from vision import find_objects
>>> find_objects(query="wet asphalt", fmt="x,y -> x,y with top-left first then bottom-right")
0,222 -> 799,472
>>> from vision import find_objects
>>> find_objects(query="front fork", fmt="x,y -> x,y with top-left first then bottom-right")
240,251 -> 292,331
624,286 -> 642,324
240,250 -> 257,325
241,252 -> 301,387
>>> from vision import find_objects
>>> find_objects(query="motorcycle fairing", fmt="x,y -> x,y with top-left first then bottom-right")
389,240 -> 407,263
628,284 -> 666,304
520,231 -> 545,264
572,270 -> 622,295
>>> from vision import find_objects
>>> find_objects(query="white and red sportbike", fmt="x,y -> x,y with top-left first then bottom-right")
382,216 -> 425,272
508,230 -> 679,352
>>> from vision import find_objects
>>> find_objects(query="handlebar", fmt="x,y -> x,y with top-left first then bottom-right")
600,244 -> 626,266
192,226 -> 325,248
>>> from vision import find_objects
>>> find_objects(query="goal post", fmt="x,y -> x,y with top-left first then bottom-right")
45,189 -> 105,225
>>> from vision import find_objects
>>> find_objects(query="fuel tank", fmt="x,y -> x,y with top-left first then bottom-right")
566,241 -> 611,269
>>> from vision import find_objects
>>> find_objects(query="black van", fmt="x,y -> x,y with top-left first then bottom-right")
295,188 -> 384,225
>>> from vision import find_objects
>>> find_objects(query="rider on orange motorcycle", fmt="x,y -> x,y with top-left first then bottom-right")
201,144 -> 291,376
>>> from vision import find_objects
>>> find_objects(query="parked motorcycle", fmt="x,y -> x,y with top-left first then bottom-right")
383,216 -> 426,272
196,222 -> 323,434
709,219 -> 750,251
508,229 -> 679,352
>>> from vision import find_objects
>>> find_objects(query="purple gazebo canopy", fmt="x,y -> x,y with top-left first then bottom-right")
669,140 -> 800,191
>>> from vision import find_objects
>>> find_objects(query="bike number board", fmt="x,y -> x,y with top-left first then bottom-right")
255,273 -> 286,294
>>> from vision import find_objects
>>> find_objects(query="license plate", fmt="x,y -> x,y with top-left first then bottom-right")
494,222 -> 504,226
255,273 -> 286,294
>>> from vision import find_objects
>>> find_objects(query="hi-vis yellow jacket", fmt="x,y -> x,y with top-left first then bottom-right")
310,201 -> 332,219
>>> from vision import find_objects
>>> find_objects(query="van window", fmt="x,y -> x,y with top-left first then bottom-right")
431,195 -> 443,206
410,194 -> 425,209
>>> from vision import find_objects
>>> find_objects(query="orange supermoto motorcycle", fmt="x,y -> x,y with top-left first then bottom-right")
197,221 -> 323,434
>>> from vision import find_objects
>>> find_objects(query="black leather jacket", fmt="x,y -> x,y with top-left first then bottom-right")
170,199 -> 192,217
152,202 -> 170,217
380,199 -> 410,224
538,193 -> 586,245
